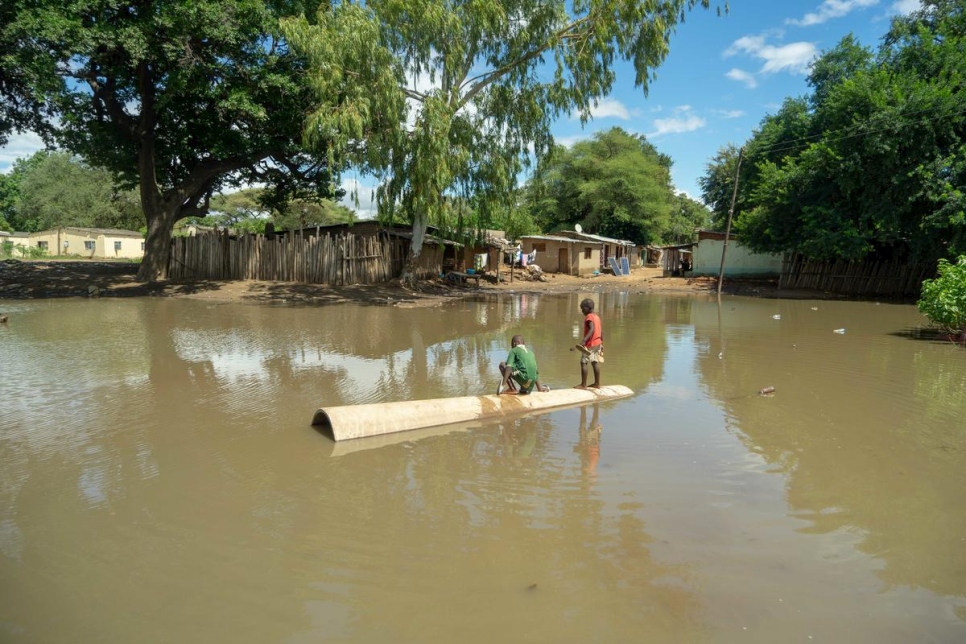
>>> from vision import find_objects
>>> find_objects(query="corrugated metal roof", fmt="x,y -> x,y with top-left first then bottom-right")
35,227 -> 144,237
557,230 -> 635,246
518,235 -> 587,243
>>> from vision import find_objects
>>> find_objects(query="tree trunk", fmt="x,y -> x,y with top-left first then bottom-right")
136,201 -> 178,282
400,214 -> 429,289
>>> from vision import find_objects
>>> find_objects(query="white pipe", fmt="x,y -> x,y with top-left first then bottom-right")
313,385 -> 634,441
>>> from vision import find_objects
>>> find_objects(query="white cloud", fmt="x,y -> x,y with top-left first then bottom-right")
890,0 -> 921,14
714,109 -> 746,119
726,68 -> 758,88
648,107 -> 706,138
758,42 -> 818,73
551,134 -> 587,149
723,36 -> 818,87
787,0 -> 880,27
0,131 -> 46,173
589,98 -> 632,120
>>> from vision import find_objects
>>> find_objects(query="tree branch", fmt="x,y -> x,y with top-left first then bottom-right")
457,16 -> 593,109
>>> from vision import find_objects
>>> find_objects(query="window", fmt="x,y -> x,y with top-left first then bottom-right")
84,241 -> 95,251
114,241 -> 122,251
533,243 -> 546,252
141,242 -> 145,251
584,247 -> 592,259
38,241 -> 48,250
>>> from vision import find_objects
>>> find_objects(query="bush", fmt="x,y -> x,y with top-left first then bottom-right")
12,243 -> 48,259
918,256 -> 966,343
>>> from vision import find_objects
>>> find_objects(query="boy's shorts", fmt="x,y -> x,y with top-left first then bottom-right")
580,345 -> 603,365
512,371 -> 534,394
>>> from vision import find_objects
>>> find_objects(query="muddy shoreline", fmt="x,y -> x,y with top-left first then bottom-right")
0,258 -> 845,307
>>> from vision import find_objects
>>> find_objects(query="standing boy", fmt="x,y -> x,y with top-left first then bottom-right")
576,298 -> 603,389
497,335 -> 549,395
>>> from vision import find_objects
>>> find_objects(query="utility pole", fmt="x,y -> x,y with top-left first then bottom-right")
717,147 -> 744,296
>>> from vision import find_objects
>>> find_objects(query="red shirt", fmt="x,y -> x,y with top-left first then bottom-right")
583,312 -> 602,348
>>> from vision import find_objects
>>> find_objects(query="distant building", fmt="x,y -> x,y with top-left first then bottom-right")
555,230 -> 639,270
518,235 -> 601,276
691,230 -> 783,277
24,227 -> 145,260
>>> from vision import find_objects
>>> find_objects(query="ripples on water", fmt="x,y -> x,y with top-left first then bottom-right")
1,294 -> 964,643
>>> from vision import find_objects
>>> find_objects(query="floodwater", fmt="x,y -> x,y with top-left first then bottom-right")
1,290 -> 964,643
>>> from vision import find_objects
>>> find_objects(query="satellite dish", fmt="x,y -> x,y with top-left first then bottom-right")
574,223 -> 583,233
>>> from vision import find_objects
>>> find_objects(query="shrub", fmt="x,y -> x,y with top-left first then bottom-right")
918,256 -> 966,343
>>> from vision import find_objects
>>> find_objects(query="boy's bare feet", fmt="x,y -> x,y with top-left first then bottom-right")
589,383 -> 601,388
574,384 -> 587,389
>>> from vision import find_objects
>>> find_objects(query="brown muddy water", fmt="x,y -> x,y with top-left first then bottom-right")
1,291 -> 964,643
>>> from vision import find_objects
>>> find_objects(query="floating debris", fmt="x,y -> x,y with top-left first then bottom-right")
833,328 -> 846,334
772,314 -> 781,320
759,386 -> 776,395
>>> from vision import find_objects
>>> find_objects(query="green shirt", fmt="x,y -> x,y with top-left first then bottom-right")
507,344 -> 539,383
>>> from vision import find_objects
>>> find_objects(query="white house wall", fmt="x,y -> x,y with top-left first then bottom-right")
693,238 -> 783,277
24,228 -> 145,260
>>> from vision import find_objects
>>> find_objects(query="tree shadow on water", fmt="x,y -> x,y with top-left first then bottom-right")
891,326 -> 964,346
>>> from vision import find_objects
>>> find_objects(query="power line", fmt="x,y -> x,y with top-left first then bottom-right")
739,100 -> 966,160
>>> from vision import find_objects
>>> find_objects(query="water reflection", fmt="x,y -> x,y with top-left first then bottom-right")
1,293 -> 964,642
574,405 -> 603,484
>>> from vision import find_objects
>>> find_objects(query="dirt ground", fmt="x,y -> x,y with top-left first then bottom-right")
0,258 -> 825,307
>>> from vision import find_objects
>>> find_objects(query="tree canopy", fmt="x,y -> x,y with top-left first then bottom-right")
523,127 -> 681,244
285,0 -> 724,273
700,1 -> 966,264
6,151 -> 145,233
193,187 -> 356,233
1,0 -> 353,281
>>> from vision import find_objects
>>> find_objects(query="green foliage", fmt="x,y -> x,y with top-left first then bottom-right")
666,193 -> 711,244
698,144 -> 741,229
700,1 -> 966,264
2,0 -> 342,281
11,243 -> 47,259
524,127 -> 676,245
9,152 -> 145,232
202,187 -> 356,233
918,256 -> 966,341
0,151 -> 48,229
286,0 -> 723,261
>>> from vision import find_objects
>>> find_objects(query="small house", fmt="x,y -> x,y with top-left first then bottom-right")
26,227 -> 145,260
555,230 -> 639,272
660,243 -> 694,277
692,230 -> 783,277
518,235 -> 601,276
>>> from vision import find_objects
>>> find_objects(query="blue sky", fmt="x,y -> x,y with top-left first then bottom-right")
554,0 -> 923,201
0,0 -> 923,213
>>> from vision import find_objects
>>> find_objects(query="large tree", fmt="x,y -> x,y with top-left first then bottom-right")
1,0 -> 359,281
284,0 -> 723,278
701,1 -> 965,264
524,127 -> 676,244
11,151 -> 145,232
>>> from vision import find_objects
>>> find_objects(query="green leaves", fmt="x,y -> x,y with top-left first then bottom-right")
7,151 -> 145,232
524,127 -> 675,245
3,0 -> 347,280
288,0 -> 722,257
702,1 -> 966,265
918,256 -> 966,340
